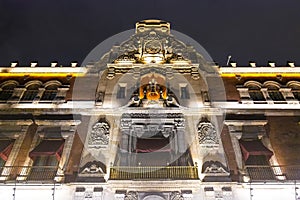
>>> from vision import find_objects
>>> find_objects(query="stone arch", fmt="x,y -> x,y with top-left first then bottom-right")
287,81 -> 300,89
263,81 -> 281,89
0,80 -> 19,89
0,80 -> 19,101
44,80 -> 62,89
24,80 -> 43,89
244,80 -> 263,89
287,81 -> 300,100
40,80 -> 62,101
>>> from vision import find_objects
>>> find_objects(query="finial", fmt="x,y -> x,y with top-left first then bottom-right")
268,62 -> 275,67
249,62 -> 256,67
11,62 -> 18,67
51,62 -> 58,67
30,62 -> 37,67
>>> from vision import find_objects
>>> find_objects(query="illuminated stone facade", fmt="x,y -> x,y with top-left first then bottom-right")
0,20 -> 299,200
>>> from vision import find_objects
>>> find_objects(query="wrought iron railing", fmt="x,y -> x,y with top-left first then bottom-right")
109,166 -> 199,180
245,165 -> 300,181
0,166 -> 62,182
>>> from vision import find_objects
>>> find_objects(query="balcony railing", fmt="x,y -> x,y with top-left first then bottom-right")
245,165 -> 300,181
0,166 -> 62,182
109,166 -> 199,180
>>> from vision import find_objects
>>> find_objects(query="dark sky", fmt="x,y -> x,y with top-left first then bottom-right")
0,0 -> 299,66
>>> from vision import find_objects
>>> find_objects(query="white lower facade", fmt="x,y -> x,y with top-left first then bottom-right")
0,181 -> 299,200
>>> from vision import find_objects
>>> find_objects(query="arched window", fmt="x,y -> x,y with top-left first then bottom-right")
264,81 -> 285,102
244,81 -> 265,102
0,81 -> 19,101
40,81 -> 61,102
21,81 -> 42,102
287,81 -> 300,101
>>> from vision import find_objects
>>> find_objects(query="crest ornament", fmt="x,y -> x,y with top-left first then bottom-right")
197,121 -> 219,148
88,120 -> 110,148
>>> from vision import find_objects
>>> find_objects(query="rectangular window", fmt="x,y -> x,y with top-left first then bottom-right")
292,91 -> 300,101
28,139 -> 64,181
249,90 -> 265,102
0,140 -> 14,165
40,90 -> 57,101
0,90 -> 14,101
21,90 -> 39,101
117,85 -> 126,99
268,90 -> 285,101
180,85 -> 190,99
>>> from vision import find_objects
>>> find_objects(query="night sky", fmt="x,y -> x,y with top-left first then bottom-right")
0,0 -> 299,66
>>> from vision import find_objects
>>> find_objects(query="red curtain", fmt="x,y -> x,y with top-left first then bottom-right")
29,139 -> 64,160
136,138 -> 170,153
239,140 -> 273,161
0,140 -> 14,161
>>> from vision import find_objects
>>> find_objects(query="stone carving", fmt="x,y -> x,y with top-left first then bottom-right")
197,121 -> 219,148
161,126 -> 174,138
202,161 -> 229,174
125,191 -> 138,200
88,120 -> 110,148
80,161 -> 106,175
170,192 -> 183,200
174,118 -> 185,128
130,124 -> 174,138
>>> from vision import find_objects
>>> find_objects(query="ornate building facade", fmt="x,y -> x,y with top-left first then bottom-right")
0,20 -> 299,200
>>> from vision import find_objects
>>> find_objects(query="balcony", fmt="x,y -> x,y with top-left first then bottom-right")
245,165 -> 300,181
0,166 -> 62,183
109,166 -> 199,180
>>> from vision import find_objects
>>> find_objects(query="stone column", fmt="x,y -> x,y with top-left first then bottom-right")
33,88 -> 45,103
177,128 -> 187,153
120,130 -> 129,153
228,128 -> 243,170
120,130 -> 130,166
57,130 -> 76,180
54,87 -> 69,103
261,88 -> 273,103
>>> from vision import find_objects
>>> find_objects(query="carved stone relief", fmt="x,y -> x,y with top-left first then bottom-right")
79,161 -> 106,175
88,120 -> 110,148
125,191 -> 138,200
130,124 -> 175,138
197,121 -> 219,148
202,161 -> 229,174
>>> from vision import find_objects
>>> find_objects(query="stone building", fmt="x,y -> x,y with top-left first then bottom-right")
0,19 -> 299,200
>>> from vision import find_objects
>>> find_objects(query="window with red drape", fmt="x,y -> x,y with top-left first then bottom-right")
239,140 -> 273,165
0,139 -> 15,167
29,139 -> 65,161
